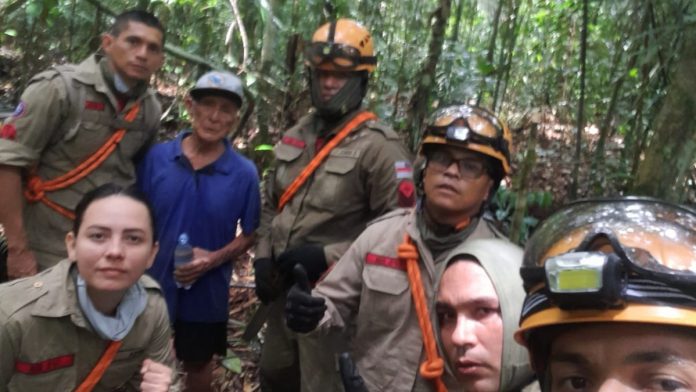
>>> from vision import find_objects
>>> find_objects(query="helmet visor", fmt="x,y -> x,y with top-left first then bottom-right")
520,197 -> 696,316
305,42 -> 376,70
424,106 -> 508,155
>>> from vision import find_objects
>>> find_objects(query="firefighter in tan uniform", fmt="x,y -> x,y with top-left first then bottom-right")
285,104 -> 518,391
0,10 -> 165,280
253,19 -> 416,391
0,184 -> 176,391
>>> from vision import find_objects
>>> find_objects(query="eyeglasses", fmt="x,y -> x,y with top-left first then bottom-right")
304,42 -> 376,70
426,149 -> 488,179
519,198 -> 696,314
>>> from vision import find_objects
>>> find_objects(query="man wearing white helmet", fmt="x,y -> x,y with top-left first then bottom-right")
137,71 -> 261,391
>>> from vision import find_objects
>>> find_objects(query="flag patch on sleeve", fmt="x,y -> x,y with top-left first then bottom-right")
394,160 -> 413,179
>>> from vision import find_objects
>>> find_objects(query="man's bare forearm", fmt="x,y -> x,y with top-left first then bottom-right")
0,166 -> 28,251
210,232 -> 256,268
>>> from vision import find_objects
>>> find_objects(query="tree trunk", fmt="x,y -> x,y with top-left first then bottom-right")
510,124 -> 537,244
590,30 -> 632,195
475,0 -> 504,106
569,0 -> 588,200
255,0 -> 282,148
631,22 -> 696,202
405,0 -> 452,150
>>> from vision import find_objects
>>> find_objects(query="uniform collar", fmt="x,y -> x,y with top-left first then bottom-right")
73,53 -> 150,112
31,260 -> 90,329
172,130 -> 234,174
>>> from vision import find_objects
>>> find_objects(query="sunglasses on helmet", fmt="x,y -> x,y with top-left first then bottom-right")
304,42 -> 376,70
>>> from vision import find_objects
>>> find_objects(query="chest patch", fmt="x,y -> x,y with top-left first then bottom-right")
366,253 -> 406,271
281,135 -> 306,149
84,100 -> 106,111
15,354 -> 75,374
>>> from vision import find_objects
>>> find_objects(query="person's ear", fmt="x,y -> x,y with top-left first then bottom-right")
101,33 -> 114,55
146,242 -> 159,270
184,95 -> 194,113
66,231 -> 77,260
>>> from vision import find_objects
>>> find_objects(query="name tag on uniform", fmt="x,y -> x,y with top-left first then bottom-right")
365,253 -> 406,271
15,354 -> 75,374
330,148 -> 361,159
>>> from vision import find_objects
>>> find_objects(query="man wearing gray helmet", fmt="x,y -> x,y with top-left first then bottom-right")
137,71 -> 261,391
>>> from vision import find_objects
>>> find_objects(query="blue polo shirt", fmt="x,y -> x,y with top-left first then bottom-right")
137,131 -> 260,323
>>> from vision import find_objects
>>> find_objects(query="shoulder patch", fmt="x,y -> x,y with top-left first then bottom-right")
364,119 -> 400,140
367,208 -> 412,227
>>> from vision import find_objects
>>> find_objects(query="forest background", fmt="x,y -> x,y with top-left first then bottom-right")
1,0 -> 695,388
1,0 -> 696,243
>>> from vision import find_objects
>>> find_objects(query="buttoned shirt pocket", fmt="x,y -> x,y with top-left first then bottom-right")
360,263 -> 410,329
60,115 -> 112,163
307,149 -> 360,211
274,142 -> 304,192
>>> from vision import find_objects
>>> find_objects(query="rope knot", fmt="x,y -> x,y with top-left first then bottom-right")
397,234 -> 419,260
24,175 -> 45,202
419,358 -> 445,379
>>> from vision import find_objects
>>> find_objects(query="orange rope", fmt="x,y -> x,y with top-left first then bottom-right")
398,234 -> 447,392
277,111 -> 377,212
24,104 -> 141,220
74,340 -> 123,392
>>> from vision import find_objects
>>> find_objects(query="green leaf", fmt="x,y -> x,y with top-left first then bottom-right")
475,56 -> 495,76
221,356 -> 242,373
4,29 -> 17,37
254,143 -> 274,151
628,68 -> 638,78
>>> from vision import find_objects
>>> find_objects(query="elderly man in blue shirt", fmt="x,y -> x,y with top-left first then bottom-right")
137,71 -> 260,391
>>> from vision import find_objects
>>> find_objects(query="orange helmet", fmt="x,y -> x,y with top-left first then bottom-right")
421,104 -> 512,175
515,197 -> 696,372
304,19 -> 376,73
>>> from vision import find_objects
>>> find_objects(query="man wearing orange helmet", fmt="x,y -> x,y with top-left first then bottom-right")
516,197 -> 696,391
252,19 -> 415,391
284,104 -> 518,391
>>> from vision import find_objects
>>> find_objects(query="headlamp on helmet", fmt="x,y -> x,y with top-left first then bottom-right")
422,105 -> 512,175
516,197 -> 696,348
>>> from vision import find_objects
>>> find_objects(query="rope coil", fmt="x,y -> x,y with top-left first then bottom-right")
398,234 -> 447,392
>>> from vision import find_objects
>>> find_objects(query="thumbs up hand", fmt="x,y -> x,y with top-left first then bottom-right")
285,264 -> 327,333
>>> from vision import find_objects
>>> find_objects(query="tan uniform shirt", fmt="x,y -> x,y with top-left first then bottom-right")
313,208 -> 505,392
0,259 -> 175,392
0,54 -> 161,267
256,111 -> 415,264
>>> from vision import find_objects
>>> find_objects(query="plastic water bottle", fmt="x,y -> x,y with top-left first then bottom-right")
174,233 -> 193,290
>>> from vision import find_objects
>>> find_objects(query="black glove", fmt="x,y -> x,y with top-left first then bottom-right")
276,244 -> 328,284
253,257 -> 278,304
285,265 -> 326,333
339,352 -> 369,392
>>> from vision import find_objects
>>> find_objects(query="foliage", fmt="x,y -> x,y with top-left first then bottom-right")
1,0 -> 695,207
489,186 -> 552,245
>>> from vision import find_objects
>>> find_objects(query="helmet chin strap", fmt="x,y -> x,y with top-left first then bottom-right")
310,70 -> 367,121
